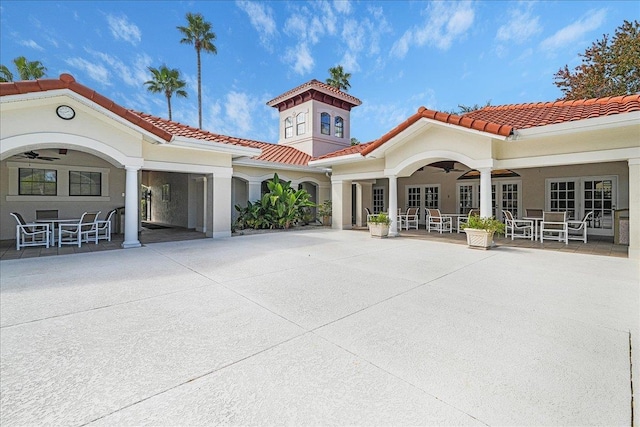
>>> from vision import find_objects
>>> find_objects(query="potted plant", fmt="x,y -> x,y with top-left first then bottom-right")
317,200 -> 332,226
461,216 -> 505,249
368,212 -> 391,238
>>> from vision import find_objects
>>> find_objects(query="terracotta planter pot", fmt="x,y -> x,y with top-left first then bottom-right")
369,223 -> 389,238
463,228 -> 495,249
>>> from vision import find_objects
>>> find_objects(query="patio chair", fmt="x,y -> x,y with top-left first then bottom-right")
540,211 -> 568,244
457,209 -> 479,233
365,207 -> 374,226
96,209 -> 117,242
426,209 -> 452,233
35,209 -> 59,243
567,211 -> 593,243
403,207 -> 419,230
502,210 -> 534,240
58,211 -> 101,247
525,208 -> 543,218
10,212 -> 50,250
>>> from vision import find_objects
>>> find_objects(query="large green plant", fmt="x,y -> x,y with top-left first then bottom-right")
462,216 -> 505,234
234,174 -> 315,230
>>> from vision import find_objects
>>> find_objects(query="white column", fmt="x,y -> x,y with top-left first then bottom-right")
355,183 -> 364,227
628,158 -> 640,260
388,175 -> 398,236
122,166 -> 141,248
331,179 -> 352,229
248,180 -> 262,203
479,167 -> 492,218
211,168 -> 233,239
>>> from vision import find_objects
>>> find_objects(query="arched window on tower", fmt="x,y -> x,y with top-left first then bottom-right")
335,116 -> 344,138
284,117 -> 293,138
321,112 -> 330,135
296,113 -> 306,135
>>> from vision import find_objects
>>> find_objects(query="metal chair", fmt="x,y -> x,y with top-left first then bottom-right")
96,209 -> 117,242
457,209 -> 479,233
403,207 -> 419,230
426,209 -> 452,233
502,210 -> 534,240
540,211 -> 568,244
10,212 -> 50,250
567,211 -> 593,243
58,211 -> 101,247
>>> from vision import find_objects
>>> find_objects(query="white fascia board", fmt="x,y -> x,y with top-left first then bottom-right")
308,153 -> 365,167
233,157 -> 330,173
1,89 -> 169,144
170,137 -> 261,158
494,147 -> 640,169
364,117 -> 508,159
514,112 -> 640,139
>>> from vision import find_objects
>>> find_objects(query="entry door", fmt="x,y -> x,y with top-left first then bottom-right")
406,185 -> 440,224
373,186 -> 385,214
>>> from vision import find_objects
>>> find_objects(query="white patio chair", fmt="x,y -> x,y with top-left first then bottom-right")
567,211 -> 593,243
502,210 -> 534,240
525,208 -> 543,218
58,211 -> 101,247
426,209 -> 452,233
10,212 -> 50,250
540,211 -> 568,244
404,207 -> 419,230
96,209 -> 117,242
365,207 -> 374,227
457,209 -> 479,233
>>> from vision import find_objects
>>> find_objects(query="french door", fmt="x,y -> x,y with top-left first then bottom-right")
545,176 -> 617,236
373,186 -> 385,214
405,185 -> 440,223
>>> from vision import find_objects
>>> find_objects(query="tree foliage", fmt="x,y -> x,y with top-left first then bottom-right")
144,65 -> 187,121
177,12 -> 217,129
326,65 -> 351,91
554,20 -> 639,100
0,56 -> 47,82
234,174 -> 316,230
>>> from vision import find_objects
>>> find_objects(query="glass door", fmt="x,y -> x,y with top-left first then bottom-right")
373,187 -> 385,214
583,177 -> 616,235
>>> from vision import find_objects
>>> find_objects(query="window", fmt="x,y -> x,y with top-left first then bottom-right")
296,113 -> 306,135
321,112 -> 330,135
373,187 -> 385,213
284,117 -> 293,138
19,168 -> 57,195
69,171 -> 102,196
335,116 -> 344,138
424,185 -> 439,209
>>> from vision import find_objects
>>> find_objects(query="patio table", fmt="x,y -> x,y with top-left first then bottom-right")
36,218 -> 80,245
523,216 -> 544,240
442,213 -> 466,232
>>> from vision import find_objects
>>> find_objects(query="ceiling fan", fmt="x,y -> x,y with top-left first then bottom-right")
427,161 -> 465,173
17,151 -> 60,161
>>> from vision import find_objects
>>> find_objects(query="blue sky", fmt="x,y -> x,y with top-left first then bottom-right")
1,1 -> 637,144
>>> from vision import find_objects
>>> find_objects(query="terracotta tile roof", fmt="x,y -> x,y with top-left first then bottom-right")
266,79 -> 362,107
464,95 -> 640,129
359,107 -> 513,156
313,142 -> 372,160
0,74 -> 173,142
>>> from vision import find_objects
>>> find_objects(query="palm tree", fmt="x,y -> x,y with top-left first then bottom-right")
177,12 -> 217,129
0,65 -> 13,82
326,65 -> 351,91
0,56 -> 47,82
144,65 -> 188,121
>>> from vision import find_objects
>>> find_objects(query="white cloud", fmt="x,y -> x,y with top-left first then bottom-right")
19,39 -> 44,51
85,48 -> 151,87
106,14 -> 141,46
224,92 -> 254,135
340,52 -> 359,73
236,1 -> 277,49
539,9 -> 606,52
496,7 -> 542,43
333,0 -> 351,15
65,57 -> 110,84
391,1 -> 475,58
284,42 -> 314,75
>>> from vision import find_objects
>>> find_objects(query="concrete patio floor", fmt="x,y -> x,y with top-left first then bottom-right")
0,229 -> 638,425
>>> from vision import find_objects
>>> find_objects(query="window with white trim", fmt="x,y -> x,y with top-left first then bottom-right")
320,112 -> 330,135
19,168 -> 57,195
373,187 -> 385,213
334,116 -> 344,138
284,117 -> 293,138
69,171 -> 102,196
296,113 -> 306,135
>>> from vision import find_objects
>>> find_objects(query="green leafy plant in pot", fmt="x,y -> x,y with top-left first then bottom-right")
317,200 -> 332,226
461,216 -> 505,249
368,212 -> 391,238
